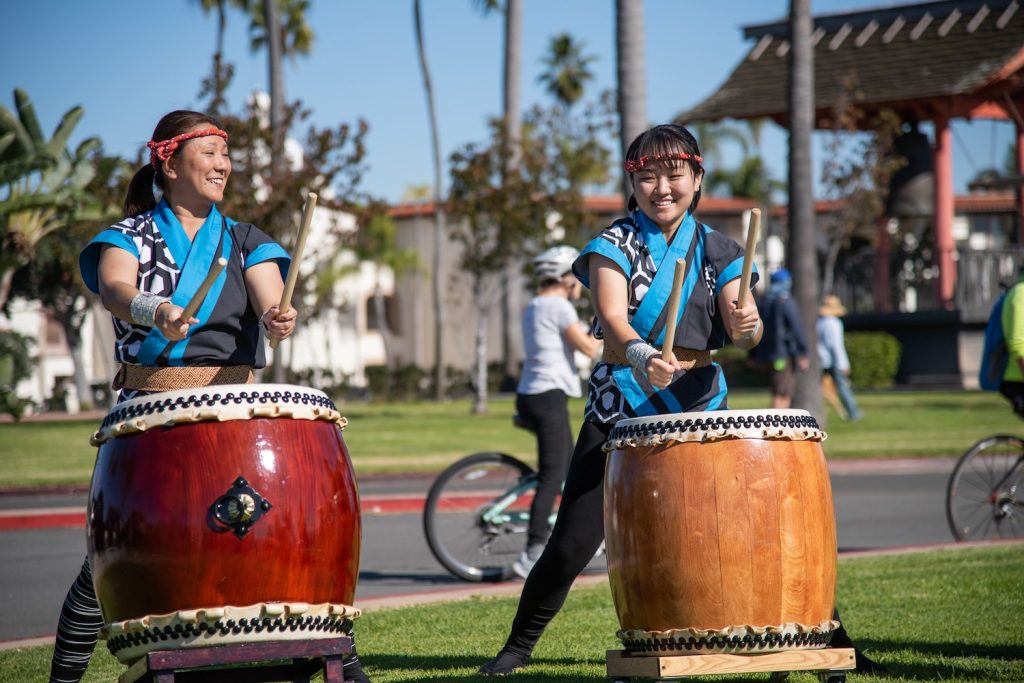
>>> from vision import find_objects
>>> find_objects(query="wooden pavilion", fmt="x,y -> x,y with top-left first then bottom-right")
678,0 -> 1024,314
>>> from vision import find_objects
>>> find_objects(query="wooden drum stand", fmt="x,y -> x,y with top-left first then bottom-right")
606,647 -> 855,682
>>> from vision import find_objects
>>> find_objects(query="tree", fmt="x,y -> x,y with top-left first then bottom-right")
616,0 -> 647,204
413,0 -> 449,400
190,0 -> 247,115
0,89 -> 100,312
787,0 -> 822,419
448,96 -> 615,414
538,33 -> 596,108
10,155 -> 127,410
473,0 -> 525,388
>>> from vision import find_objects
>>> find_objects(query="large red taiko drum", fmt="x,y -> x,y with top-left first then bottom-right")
604,409 -> 838,656
87,384 -> 361,663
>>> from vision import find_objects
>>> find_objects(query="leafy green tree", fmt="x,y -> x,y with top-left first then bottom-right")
0,89 -> 100,312
448,96 -> 615,414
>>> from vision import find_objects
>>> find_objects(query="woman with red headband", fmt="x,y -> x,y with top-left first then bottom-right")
480,123 -> 764,675
51,110 -> 370,682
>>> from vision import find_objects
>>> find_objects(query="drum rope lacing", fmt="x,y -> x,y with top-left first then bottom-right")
604,413 -> 825,451
91,388 -> 346,446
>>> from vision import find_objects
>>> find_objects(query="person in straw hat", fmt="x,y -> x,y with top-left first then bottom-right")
817,294 -> 863,422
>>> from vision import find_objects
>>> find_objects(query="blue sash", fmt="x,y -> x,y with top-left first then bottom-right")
137,201 -> 234,366
611,211 -> 703,416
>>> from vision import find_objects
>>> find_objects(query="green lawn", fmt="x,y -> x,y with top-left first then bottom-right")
1,390 -> 1020,489
2,544 -> 1021,681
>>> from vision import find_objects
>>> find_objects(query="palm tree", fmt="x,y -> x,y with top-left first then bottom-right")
538,34 -> 596,108
413,0 -> 449,400
787,0 -> 822,419
190,0 -> 247,113
474,0 -> 524,386
616,0 -> 647,204
0,89 -> 100,311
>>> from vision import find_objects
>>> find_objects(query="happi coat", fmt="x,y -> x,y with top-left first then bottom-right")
80,199 -> 290,371
572,210 -> 758,424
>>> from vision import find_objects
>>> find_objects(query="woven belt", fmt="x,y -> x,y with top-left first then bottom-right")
602,346 -> 712,370
113,364 -> 255,392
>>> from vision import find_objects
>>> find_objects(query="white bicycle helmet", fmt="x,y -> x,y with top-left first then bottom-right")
532,245 -> 579,280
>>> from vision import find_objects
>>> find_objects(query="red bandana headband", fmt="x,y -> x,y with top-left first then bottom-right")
147,128 -> 229,169
624,152 -> 702,173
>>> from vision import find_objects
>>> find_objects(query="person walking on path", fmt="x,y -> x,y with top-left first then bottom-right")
753,268 -> 809,409
512,245 -> 602,579
817,294 -> 863,421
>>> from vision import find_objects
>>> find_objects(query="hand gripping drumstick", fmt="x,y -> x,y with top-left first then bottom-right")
180,257 -> 228,321
270,192 -> 318,350
661,258 -> 687,361
736,208 -> 761,311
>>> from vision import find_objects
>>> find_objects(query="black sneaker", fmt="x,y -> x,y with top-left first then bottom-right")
479,648 -> 530,676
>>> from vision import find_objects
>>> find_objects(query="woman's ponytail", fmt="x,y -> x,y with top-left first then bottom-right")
123,164 -> 157,218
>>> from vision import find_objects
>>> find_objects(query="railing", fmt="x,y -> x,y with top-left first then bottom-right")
831,247 -> 1024,321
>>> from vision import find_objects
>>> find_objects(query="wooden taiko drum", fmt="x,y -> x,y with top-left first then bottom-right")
603,409 -> 838,656
87,384 -> 361,663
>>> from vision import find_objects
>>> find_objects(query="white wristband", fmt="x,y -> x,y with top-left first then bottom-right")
625,339 -> 660,376
129,292 -> 170,327
740,318 -> 761,341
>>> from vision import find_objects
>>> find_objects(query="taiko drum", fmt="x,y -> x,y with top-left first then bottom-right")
603,409 -> 838,656
87,384 -> 361,663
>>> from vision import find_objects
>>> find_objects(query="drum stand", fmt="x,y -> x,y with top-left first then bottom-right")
118,636 -> 354,683
606,647 -> 856,683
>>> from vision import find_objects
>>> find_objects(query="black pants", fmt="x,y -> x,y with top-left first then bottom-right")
516,390 -> 573,547
502,420 -> 612,654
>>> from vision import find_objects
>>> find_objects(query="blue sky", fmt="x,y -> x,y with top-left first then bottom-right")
1,0 -> 1015,204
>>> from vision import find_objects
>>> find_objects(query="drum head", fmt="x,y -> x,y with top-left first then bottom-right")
92,384 -> 345,445
606,408 -> 824,450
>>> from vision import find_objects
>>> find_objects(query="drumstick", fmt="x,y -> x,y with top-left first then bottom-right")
736,208 -> 761,310
661,258 -> 687,361
270,192 -> 318,349
180,257 -> 227,321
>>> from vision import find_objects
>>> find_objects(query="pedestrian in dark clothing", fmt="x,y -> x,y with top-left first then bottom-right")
753,268 -> 809,408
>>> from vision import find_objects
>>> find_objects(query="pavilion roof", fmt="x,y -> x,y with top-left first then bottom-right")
678,0 -> 1024,126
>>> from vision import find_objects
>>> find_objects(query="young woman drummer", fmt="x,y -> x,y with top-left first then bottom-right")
479,122 -> 763,675
51,110 -> 370,683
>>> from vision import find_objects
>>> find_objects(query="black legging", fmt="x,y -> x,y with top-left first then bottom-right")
516,389 -> 573,547
501,420 -> 612,654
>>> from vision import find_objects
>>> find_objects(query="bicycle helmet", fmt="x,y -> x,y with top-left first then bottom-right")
532,245 -> 579,280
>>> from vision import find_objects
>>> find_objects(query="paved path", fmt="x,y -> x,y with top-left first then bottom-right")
0,457 -> 989,651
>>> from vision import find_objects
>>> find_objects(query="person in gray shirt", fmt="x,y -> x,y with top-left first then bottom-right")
513,245 -> 601,578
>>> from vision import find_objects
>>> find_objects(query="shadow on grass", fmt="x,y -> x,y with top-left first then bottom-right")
362,641 -> 1024,682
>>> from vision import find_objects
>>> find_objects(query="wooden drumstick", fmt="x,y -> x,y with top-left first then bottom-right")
180,257 -> 227,321
270,192 -> 318,349
736,208 -> 761,310
661,258 -> 687,361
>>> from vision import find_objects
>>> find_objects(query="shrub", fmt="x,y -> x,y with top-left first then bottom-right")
713,345 -> 768,389
846,331 -> 901,389
0,330 -> 37,420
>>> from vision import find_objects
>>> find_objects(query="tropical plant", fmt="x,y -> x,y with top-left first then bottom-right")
413,0 -> 449,400
0,89 -> 101,312
0,329 -> 35,420
615,0 -> 647,203
190,0 -> 247,115
473,0 -> 525,386
537,34 -> 596,109
787,0 -> 823,418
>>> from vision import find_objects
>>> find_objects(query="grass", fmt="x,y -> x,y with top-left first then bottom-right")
1,390 -> 1021,489
2,544 -> 1022,681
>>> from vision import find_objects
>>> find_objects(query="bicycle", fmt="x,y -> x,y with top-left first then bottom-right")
946,434 -> 1024,541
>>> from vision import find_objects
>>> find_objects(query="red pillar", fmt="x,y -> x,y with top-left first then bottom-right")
933,115 -> 956,309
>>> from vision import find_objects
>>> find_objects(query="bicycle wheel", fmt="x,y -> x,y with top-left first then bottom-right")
946,435 -> 1024,542
423,452 -> 536,582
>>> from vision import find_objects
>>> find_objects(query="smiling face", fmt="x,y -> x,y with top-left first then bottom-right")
631,160 -> 702,234
162,127 -> 231,211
